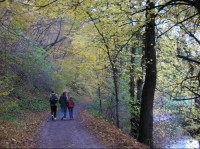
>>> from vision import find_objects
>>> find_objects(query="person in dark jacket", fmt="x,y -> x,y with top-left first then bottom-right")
59,90 -> 69,120
49,91 -> 58,120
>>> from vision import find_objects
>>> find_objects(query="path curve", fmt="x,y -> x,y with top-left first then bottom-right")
35,102 -> 107,148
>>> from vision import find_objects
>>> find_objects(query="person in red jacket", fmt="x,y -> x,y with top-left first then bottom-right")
68,97 -> 75,120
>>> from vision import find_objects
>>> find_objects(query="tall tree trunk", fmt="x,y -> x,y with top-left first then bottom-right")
136,78 -> 143,101
129,47 -> 136,100
129,47 -> 138,137
112,66 -> 120,128
98,85 -> 102,112
137,44 -> 145,102
138,0 -> 156,147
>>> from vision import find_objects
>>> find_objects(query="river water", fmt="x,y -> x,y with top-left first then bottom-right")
166,137 -> 199,148
153,114 -> 199,148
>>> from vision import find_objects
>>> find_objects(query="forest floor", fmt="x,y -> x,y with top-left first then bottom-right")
0,95 -> 148,148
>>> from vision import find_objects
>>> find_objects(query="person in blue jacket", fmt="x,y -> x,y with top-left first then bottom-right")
59,90 -> 68,120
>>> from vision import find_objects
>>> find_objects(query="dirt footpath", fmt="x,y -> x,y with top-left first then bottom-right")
35,102 -> 107,148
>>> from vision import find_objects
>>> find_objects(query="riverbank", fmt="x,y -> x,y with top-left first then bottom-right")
153,98 -> 200,148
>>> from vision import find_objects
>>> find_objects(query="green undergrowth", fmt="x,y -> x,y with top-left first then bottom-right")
86,103 -> 104,118
19,97 -> 49,111
0,113 -> 19,123
0,94 -> 49,122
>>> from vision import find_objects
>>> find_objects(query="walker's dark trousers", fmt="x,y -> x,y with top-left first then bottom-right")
51,105 -> 57,118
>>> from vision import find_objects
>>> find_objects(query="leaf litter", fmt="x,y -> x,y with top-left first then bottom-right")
0,111 -> 48,148
80,109 -> 149,149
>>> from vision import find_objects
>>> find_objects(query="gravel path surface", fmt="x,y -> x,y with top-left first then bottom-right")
35,102 -> 107,148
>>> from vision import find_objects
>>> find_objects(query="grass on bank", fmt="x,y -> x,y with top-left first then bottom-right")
0,96 -> 49,123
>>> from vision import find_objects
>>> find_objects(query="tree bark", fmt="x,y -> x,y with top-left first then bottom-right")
98,85 -> 102,113
136,78 -> 143,101
129,47 -> 136,100
138,0 -> 156,147
129,47 -> 136,136
112,67 -> 120,128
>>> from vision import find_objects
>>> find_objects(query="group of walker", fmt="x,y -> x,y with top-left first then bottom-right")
49,90 -> 75,121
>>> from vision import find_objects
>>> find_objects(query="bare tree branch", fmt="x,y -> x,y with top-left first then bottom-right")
180,25 -> 200,45
157,13 -> 198,38
157,0 -> 200,15
184,86 -> 200,97
44,18 -> 62,49
177,54 -> 200,64
35,0 -> 58,10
